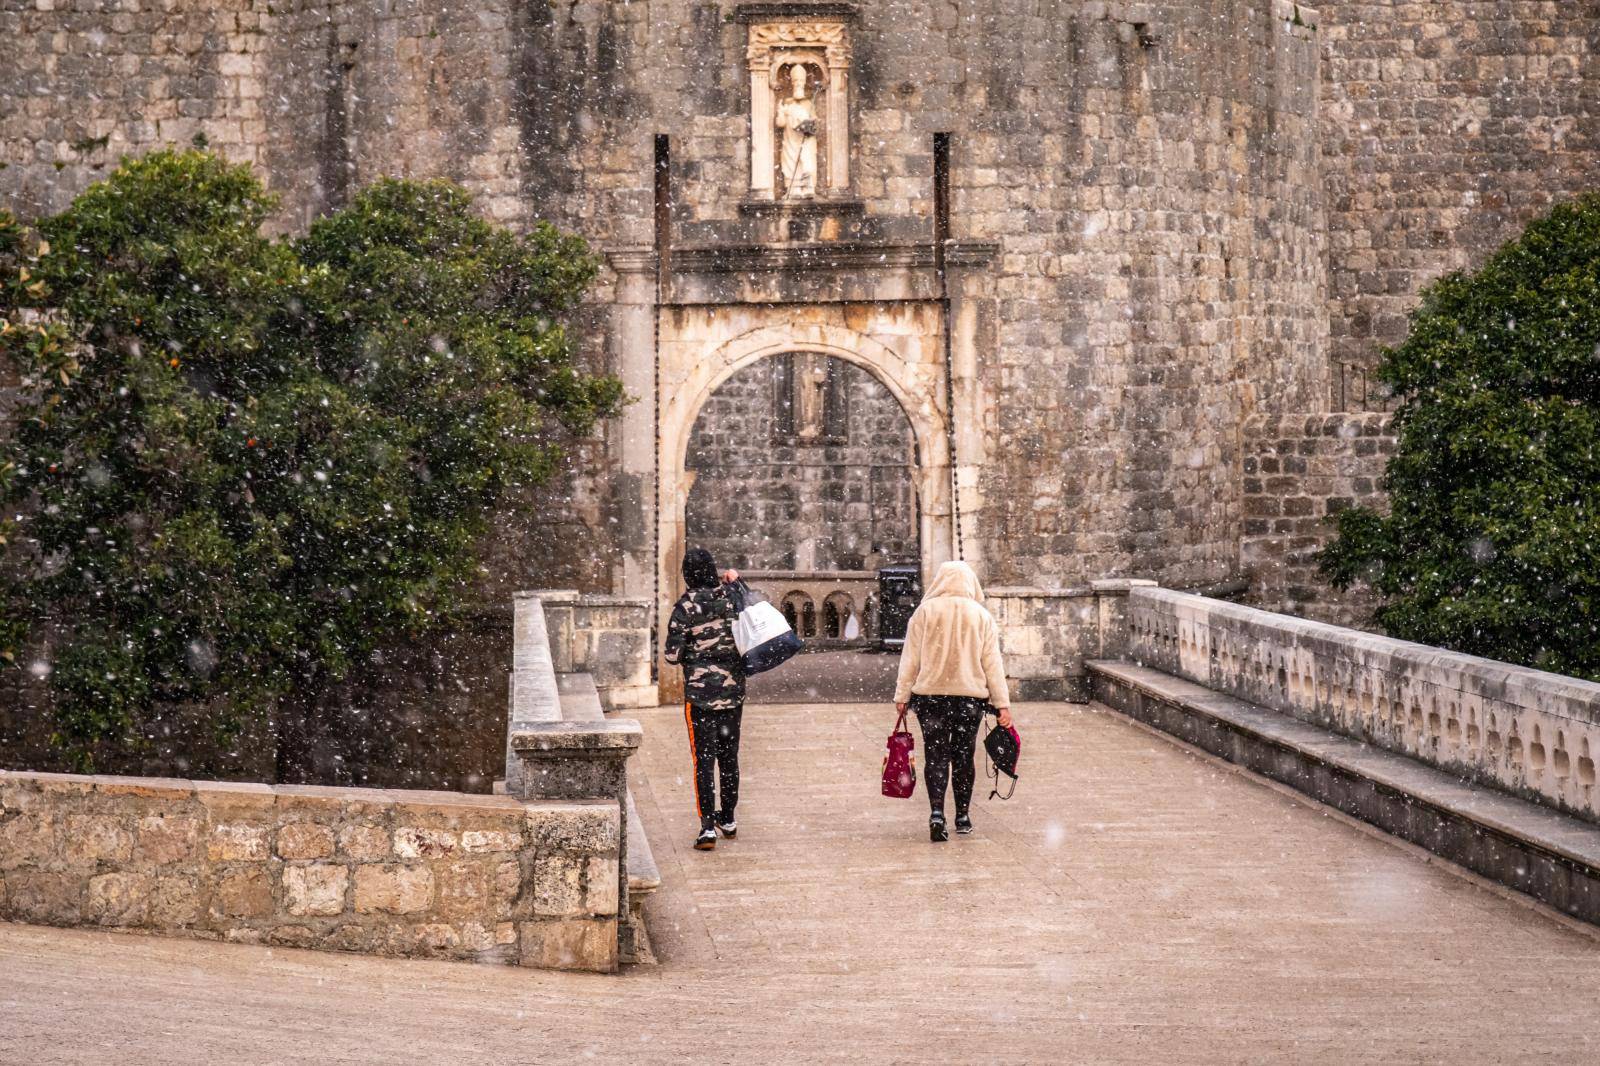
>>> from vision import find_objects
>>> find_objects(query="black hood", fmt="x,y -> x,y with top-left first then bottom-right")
682,548 -> 719,590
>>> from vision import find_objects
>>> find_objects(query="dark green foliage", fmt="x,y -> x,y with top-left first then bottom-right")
1321,195 -> 1600,678
0,151 -> 620,767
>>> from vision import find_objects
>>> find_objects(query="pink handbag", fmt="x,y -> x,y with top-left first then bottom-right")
881,708 -> 917,798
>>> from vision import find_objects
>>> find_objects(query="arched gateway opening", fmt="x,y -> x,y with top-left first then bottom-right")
657,319 -> 954,704
684,353 -> 920,700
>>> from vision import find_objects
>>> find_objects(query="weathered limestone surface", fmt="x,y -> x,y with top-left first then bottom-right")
1319,0 -> 1600,394
986,577 -> 1156,702
1240,412 -> 1396,627
686,355 -> 918,572
1126,586 -> 1600,824
4,0 -> 1597,698
530,591 -> 655,711
0,770 -> 623,972
0,0 -> 1331,603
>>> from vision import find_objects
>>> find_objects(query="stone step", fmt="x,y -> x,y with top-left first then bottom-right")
1088,659 -> 1600,926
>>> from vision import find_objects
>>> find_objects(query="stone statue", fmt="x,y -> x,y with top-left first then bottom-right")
775,64 -> 819,200
794,352 -> 830,438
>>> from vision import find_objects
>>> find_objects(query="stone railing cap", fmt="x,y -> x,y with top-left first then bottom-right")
1091,578 -> 1161,593
510,720 -> 644,754
988,585 -> 1095,598
516,589 -> 580,603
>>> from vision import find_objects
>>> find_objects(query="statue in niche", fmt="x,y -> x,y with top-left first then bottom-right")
793,352 -> 830,439
775,64 -> 820,200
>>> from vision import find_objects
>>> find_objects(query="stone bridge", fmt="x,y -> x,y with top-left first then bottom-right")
6,588 -> 1600,1061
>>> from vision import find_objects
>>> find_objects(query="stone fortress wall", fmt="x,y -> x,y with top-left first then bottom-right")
1,0 -> 1597,633
1318,2 -> 1600,393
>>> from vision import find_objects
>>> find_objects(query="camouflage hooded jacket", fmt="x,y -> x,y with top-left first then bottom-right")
664,583 -> 747,712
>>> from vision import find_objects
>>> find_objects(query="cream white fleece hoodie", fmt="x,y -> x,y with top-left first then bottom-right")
893,561 -> 1010,707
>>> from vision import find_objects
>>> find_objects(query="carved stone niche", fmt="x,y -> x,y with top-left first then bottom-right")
738,4 -> 857,203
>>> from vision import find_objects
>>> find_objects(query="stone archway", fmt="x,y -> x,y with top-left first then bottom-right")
655,309 -> 956,701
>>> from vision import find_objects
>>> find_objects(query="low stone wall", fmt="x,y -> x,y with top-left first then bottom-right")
1240,412 -> 1396,628
0,771 -> 623,971
987,579 -> 1156,702
1126,587 -> 1600,823
530,592 -> 655,710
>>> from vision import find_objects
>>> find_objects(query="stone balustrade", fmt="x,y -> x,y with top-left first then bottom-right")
1126,587 -> 1600,823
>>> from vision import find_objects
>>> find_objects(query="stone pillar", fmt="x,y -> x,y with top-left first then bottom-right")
825,49 -> 850,193
508,718 -> 643,966
606,250 -> 659,600
1091,577 -> 1160,660
749,57 -> 775,198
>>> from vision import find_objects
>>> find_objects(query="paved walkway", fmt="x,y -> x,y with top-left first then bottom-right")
5,702 -> 1600,1063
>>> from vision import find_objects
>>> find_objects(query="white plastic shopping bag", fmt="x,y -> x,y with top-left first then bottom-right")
732,582 -> 803,674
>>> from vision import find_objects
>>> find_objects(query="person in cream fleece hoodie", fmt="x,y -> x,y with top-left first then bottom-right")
893,560 -> 1014,842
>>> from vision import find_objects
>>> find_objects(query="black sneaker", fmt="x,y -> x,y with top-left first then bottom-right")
955,814 -> 973,835
929,814 -> 948,843
694,826 -> 717,851
715,815 -> 737,839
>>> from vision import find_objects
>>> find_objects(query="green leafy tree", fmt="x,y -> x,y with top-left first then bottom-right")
0,151 -> 621,768
1321,195 -> 1600,678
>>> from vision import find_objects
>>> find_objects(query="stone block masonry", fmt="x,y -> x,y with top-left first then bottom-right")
0,771 -> 624,973
529,591 -> 655,711
1241,412 -> 1396,628
1319,0 -> 1600,393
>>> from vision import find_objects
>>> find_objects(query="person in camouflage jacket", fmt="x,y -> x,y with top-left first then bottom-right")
665,548 -> 748,851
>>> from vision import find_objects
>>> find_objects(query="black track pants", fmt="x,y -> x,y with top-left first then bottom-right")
685,703 -> 743,824
913,695 -> 986,818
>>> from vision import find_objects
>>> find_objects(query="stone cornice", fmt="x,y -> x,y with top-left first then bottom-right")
734,2 -> 859,23
945,240 -> 1002,267
736,197 -> 866,219
605,248 -> 659,274
670,242 -> 921,275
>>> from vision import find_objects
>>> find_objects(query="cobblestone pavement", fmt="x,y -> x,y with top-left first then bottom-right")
5,702 -> 1600,1064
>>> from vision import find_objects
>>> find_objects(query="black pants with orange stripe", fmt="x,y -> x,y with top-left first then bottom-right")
686,703 -> 743,826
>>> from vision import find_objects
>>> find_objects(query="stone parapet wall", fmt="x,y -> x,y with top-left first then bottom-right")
988,579 -> 1156,702
0,771 -> 623,972
1240,412 -> 1396,628
526,592 -> 654,710
1126,587 -> 1600,824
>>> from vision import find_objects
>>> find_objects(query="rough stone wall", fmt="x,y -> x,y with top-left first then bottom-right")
1240,412 -> 1395,627
0,769 -> 624,971
1319,1 -> 1600,396
958,0 -> 1325,588
685,356 -> 917,572
535,592 -> 656,710
2,0 -> 1324,596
